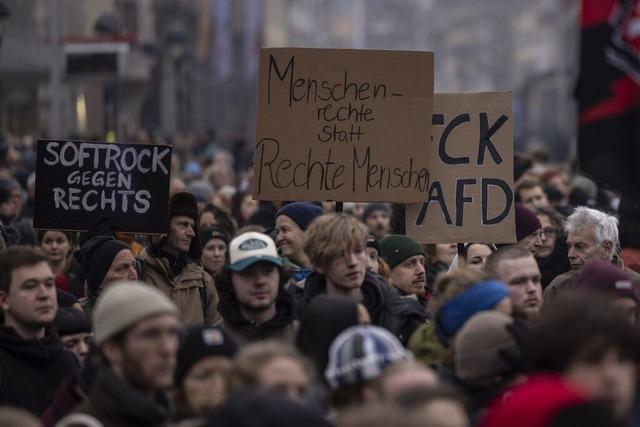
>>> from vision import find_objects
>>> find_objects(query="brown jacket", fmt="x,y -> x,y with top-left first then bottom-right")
138,248 -> 221,326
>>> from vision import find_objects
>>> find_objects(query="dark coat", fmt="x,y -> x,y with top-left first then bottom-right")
536,238 -> 571,289
57,368 -> 171,427
218,285 -> 298,347
301,271 -> 427,344
0,325 -> 77,415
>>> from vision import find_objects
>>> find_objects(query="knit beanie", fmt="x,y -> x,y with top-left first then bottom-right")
575,260 -> 638,304
170,192 -> 199,223
435,280 -> 510,344
325,325 -> 410,390
366,233 -> 380,254
515,203 -> 542,241
55,307 -> 92,336
276,202 -> 323,231
379,234 -> 425,269
361,203 -> 391,222
175,326 -> 238,385
93,281 -> 177,345
200,226 -> 231,248
454,311 -> 522,386
74,236 -> 130,292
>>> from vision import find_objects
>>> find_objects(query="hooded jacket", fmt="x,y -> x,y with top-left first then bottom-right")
57,367 -> 171,427
301,271 -> 427,344
138,243 -> 220,327
217,284 -> 298,347
0,325 -> 77,415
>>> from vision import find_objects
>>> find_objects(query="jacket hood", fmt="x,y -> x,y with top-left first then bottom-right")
218,283 -> 296,331
304,271 -> 386,321
0,324 -> 65,361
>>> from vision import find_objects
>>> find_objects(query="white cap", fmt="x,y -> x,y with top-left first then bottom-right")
228,232 -> 283,271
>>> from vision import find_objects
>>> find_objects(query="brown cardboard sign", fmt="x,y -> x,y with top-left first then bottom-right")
406,92 -> 516,243
253,48 -> 434,202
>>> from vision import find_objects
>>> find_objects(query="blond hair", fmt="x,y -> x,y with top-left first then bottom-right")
303,213 -> 368,272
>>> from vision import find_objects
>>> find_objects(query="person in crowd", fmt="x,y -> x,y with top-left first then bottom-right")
38,230 -> 84,297
372,360 -> 439,402
198,203 -> 236,236
138,192 -> 220,326
228,340 -> 311,402
379,234 -> 428,304
216,232 -> 297,346
362,203 -> 392,239
513,203 -> 542,255
394,387 -> 470,427
527,293 -> 640,422
0,246 -> 76,415
408,270 -> 511,369
454,311 -> 528,420
324,325 -> 411,412
74,224 -> 138,317
58,281 -> 180,427
302,214 -> 426,344
275,201 -> 323,283
54,307 -> 93,363
458,243 -> 496,274
231,191 -> 258,228
0,179 -> 19,225
485,246 -> 543,322
200,226 -> 230,277
533,206 -> 570,288
296,294 -> 370,379
543,206 -> 640,304
574,260 -> 639,324
515,175 -> 550,210
365,234 -> 390,278
206,392 -> 331,427
174,326 -> 238,422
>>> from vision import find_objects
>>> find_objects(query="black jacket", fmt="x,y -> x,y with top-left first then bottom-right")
218,286 -> 298,346
58,367 -> 171,427
0,325 -> 77,415
536,238 -> 571,289
301,271 -> 427,344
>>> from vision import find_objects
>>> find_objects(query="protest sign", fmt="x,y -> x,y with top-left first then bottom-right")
33,139 -> 172,234
406,92 -> 516,243
253,48 -> 434,202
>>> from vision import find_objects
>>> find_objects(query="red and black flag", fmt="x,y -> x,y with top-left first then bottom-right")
577,0 -> 640,195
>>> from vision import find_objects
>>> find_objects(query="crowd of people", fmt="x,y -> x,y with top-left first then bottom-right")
0,134 -> 639,426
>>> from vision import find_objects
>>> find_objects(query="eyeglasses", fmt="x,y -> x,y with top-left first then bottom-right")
538,227 -> 557,238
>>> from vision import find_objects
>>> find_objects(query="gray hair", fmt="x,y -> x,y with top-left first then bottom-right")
564,207 -> 619,257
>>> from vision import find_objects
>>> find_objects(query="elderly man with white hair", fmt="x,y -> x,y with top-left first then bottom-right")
543,206 -> 640,305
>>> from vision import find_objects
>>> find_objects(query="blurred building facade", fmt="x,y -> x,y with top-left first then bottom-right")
0,0 -> 579,159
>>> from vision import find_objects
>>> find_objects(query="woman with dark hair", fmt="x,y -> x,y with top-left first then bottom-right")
38,230 -> 84,297
231,191 -> 258,228
199,203 -> 236,236
533,206 -> 570,289
458,243 -> 497,274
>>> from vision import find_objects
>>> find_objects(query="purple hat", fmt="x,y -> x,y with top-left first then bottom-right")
575,260 -> 638,304
515,203 -> 542,241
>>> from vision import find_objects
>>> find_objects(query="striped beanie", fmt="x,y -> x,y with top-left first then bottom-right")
324,325 -> 411,390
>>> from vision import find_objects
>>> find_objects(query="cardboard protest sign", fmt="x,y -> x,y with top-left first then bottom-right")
406,92 -> 516,243
253,48 -> 434,202
34,139 -> 172,234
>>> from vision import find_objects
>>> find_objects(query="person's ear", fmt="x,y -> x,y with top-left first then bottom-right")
0,289 -> 9,312
102,340 -> 124,367
602,240 -> 614,259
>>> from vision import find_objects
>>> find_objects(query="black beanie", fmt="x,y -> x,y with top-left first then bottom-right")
74,236 -> 130,292
170,192 -> 199,223
200,226 -> 231,248
175,326 -> 238,385
55,307 -> 92,336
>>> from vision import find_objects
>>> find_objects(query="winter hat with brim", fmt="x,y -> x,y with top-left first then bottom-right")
325,325 -> 411,390
515,203 -> 542,241
435,280 -> 510,344
170,192 -> 199,222
361,203 -> 391,222
228,231 -> 283,271
454,311 -> 522,386
55,307 -> 92,336
276,202 -> 324,231
175,326 -> 238,385
575,260 -> 639,304
93,281 -> 177,346
379,234 -> 425,269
